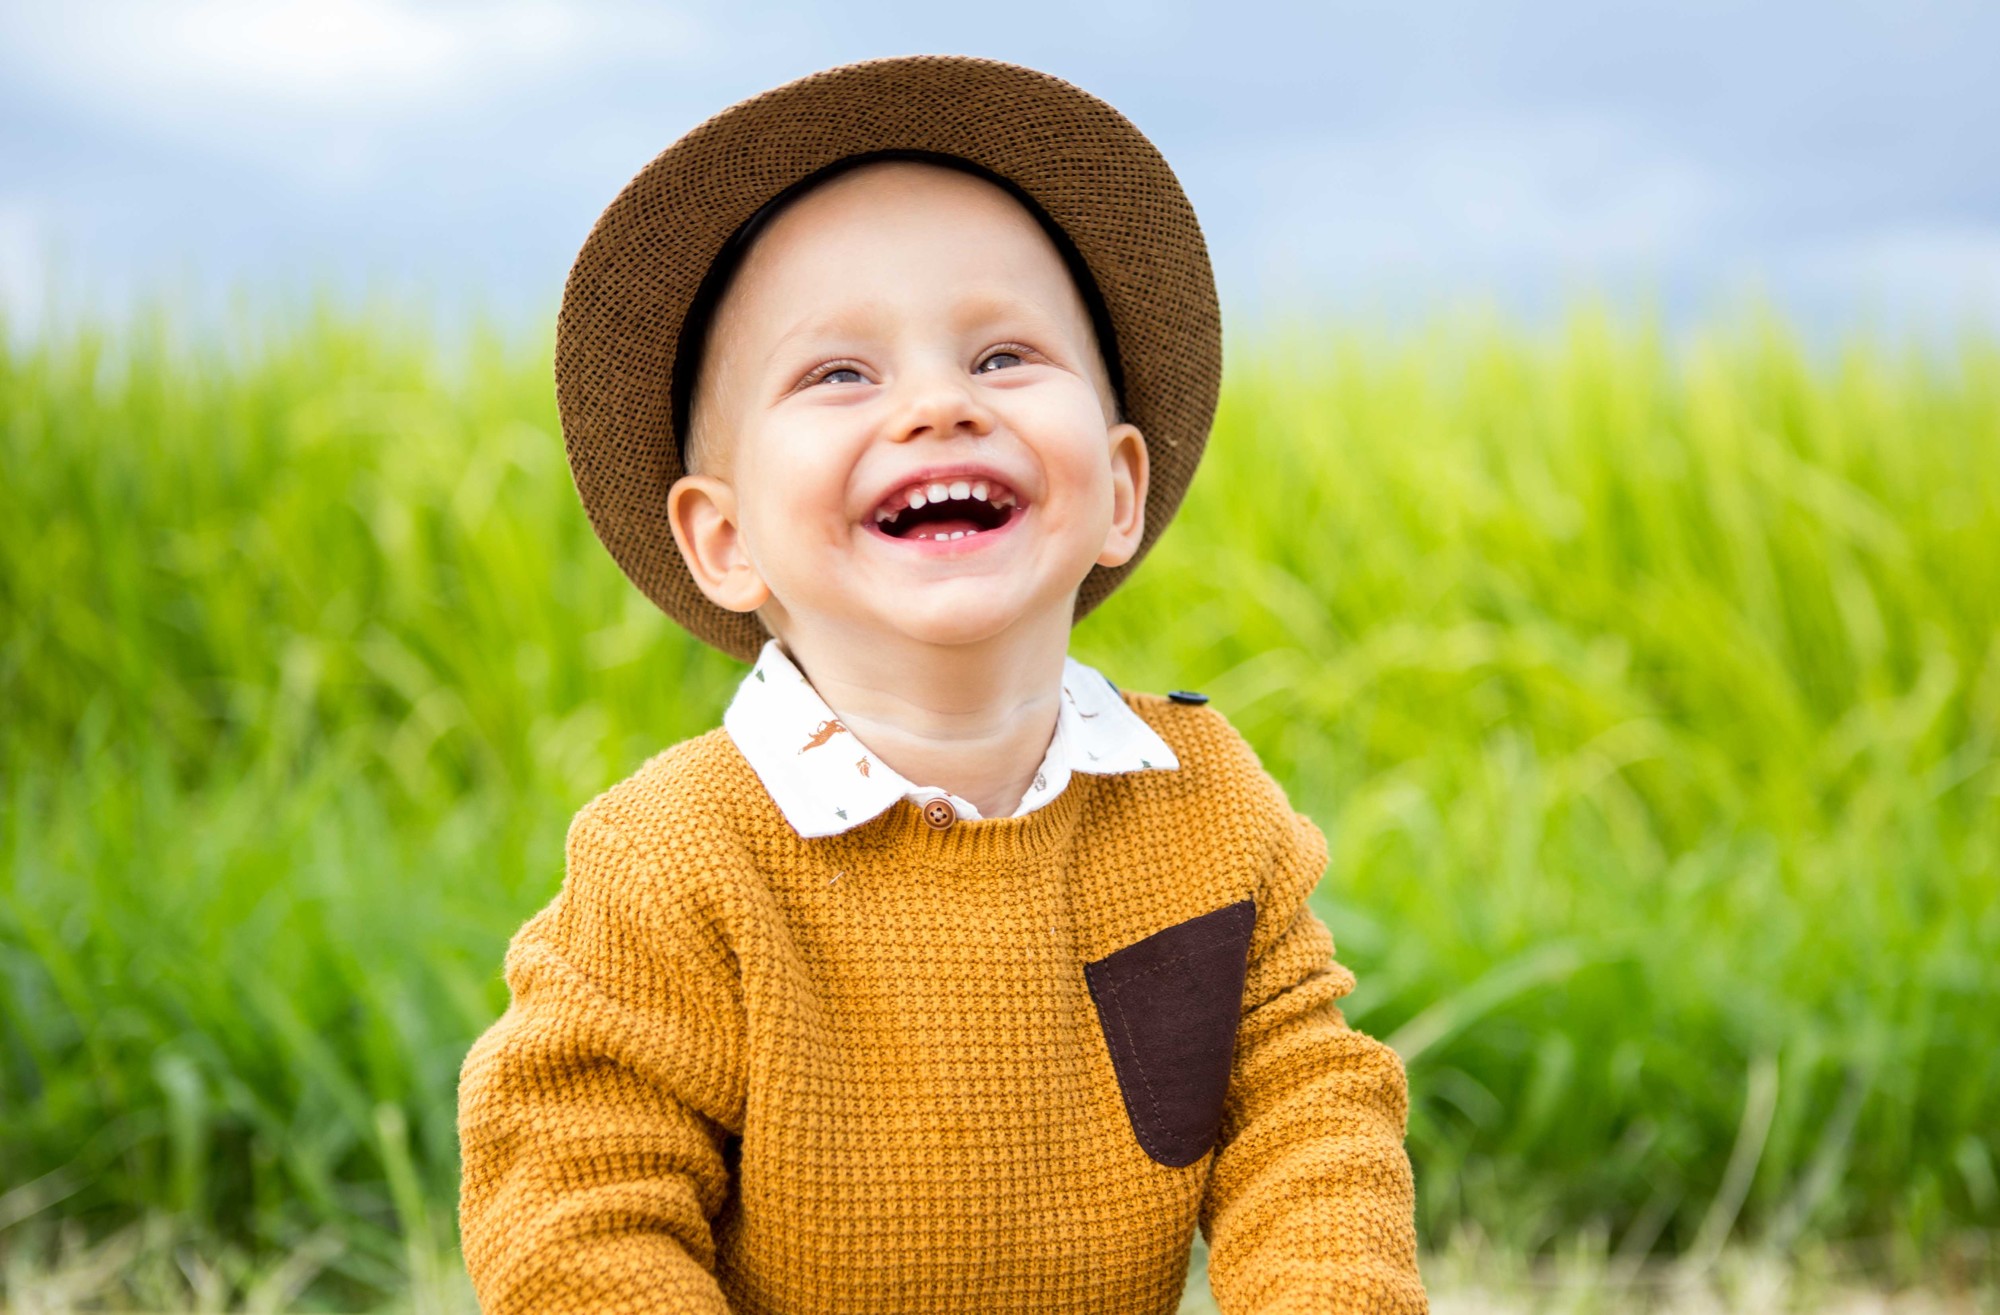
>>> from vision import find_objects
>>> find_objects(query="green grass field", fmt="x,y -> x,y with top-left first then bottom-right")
3,292 -> 1997,1309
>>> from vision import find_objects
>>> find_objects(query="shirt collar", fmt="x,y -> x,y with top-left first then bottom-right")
722,637 -> 1179,840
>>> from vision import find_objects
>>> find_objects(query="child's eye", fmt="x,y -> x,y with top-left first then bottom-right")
810,365 -> 866,386
975,349 -> 1027,374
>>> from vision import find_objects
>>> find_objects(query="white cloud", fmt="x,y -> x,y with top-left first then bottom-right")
1789,224 -> 2000,299
1195,112 -> 1730,300
1770,222 -> 2000,329
0,199 -> 47,332
0,0 -> 708,197
4,0 -> 703,113
1413,121 -> 1725,266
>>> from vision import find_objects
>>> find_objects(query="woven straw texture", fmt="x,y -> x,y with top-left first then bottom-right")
554,55 -> 1223,664
457,693 -> 1426,1312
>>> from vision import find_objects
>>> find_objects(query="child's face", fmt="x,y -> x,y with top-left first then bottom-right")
667,160 -> 1148,655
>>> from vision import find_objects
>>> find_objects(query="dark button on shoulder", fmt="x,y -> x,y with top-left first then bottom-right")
1166,690 -> 1209,706
920,797 -> 958,830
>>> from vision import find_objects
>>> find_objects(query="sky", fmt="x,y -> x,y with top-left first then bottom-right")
3,0 -> 1997,351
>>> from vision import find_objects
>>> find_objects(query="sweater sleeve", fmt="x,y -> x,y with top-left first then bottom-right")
1197,800 -> 1427,1313
456,806 -> 748,1314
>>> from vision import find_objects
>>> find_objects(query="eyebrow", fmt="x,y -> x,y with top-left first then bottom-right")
946,289 -> 1078,339
764,300 -> 894,362
765,288 -> 1077,361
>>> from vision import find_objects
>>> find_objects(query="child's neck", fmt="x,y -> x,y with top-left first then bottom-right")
775,616 -> 1071,821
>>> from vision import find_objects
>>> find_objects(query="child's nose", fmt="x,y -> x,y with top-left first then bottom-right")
883,365 -> 997,444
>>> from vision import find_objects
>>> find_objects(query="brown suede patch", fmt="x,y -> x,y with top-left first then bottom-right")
1083,899 -> 1256,1168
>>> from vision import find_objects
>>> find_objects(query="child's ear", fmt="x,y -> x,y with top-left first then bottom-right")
668,474 -> 772,614
1096,422 -> 1149,569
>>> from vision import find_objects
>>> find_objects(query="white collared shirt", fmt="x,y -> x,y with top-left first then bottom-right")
722,637 -> 1180,839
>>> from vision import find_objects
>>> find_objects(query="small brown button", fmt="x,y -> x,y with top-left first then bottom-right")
921,797 -> 957,829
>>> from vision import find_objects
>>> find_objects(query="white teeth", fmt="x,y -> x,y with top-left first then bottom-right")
949,531 -> 965,539
884,477 -> 1017,525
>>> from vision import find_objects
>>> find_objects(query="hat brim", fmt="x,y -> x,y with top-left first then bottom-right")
554,54 -> 1222,664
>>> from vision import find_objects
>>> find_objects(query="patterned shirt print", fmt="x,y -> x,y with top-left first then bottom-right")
722,637 -> 1180,839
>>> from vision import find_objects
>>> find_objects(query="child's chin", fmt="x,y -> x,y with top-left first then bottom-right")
877,590 -> 1042,647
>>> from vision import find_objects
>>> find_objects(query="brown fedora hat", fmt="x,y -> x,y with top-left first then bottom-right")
553,54 -> 1222,664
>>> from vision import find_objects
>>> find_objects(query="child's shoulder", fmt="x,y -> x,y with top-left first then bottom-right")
1114,685 -> 1293,814
1105,685 -> 1330,950
571,721 -> 747,825
552,725 -> 771,913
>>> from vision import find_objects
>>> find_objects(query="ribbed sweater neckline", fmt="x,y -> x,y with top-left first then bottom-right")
815,771 -> 1089,869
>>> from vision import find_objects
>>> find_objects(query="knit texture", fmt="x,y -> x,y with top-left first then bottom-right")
456,690 -> 1426,1313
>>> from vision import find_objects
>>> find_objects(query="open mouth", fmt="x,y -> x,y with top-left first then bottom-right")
870,477 -> 1023,543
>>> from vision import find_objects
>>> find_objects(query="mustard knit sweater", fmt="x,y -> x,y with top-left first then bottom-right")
456,690 -> 1425,1313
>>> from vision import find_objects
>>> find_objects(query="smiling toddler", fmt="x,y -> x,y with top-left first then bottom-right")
456,55 -> 1426,1313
